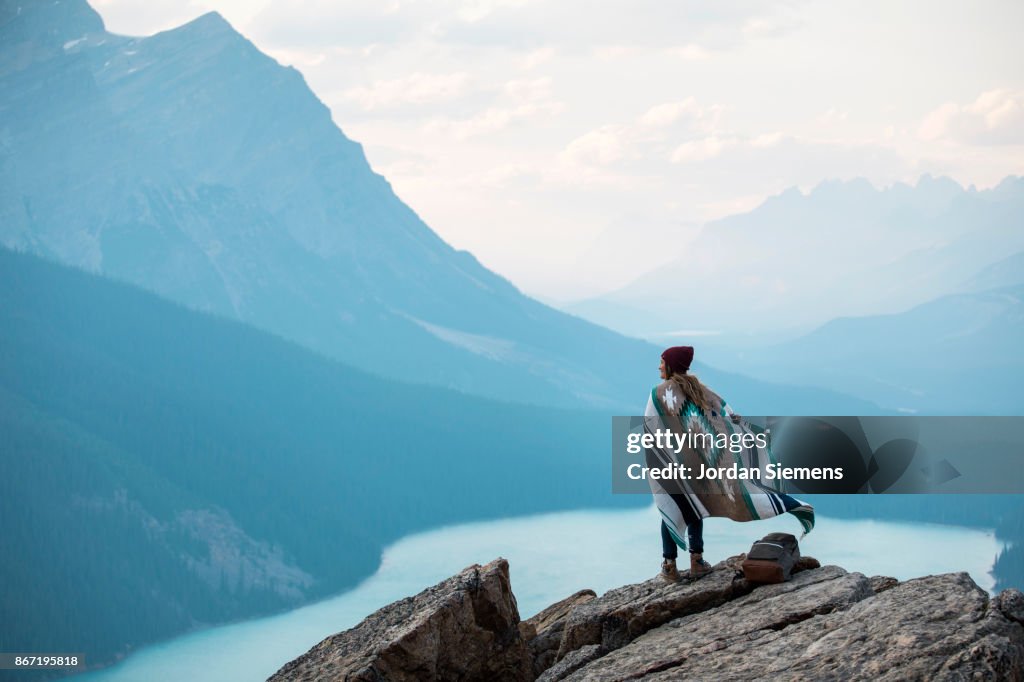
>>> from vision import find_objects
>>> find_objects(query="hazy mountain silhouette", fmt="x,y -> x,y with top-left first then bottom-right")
567,176 -> 1024,341
699,283 -> 1024,414
963,249 -> 1024,292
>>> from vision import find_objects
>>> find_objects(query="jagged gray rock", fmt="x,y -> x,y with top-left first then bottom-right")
536,645 -> 602,682
869,574 -> 900,594
522,589 -> 596,677
551,565 -> 872,680
272,557 -> 1024,681
267,558 -> 530,681
552,570 -> 1024,681
995,588 -> 1024,625
555,554 -> 753,660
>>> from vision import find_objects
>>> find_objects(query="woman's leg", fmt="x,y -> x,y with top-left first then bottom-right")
687,518 -> 704,555
661,520 -> 678,560
670,491 -> 705,556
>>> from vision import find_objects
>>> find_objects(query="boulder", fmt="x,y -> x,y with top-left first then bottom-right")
522,589 -> 596,677
267,558 -> 531,681
994,588 -> 1024,625
869,575 -> 900,594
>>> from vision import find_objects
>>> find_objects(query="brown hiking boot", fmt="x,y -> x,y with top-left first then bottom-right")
690,552 -> 712,578
660,558 -> 680,583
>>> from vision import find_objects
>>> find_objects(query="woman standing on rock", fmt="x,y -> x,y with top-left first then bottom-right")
654,346 -> 716,582
645,345 -> 815,583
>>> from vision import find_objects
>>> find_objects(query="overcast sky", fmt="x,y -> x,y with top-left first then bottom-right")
92,0 -> 1024,300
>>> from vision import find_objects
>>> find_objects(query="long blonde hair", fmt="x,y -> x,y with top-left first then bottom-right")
669,372 -> 712,413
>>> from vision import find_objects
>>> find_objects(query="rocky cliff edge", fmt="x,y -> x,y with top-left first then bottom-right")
269,555 -> 1024,681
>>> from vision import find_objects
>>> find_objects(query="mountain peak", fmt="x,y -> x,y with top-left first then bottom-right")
181,10 -> 232,32
914,172 -> 963,193
808,176 -> 877,200
0,0 -> 105,51
162,10 -> 241,43
991,174 -> 1024,198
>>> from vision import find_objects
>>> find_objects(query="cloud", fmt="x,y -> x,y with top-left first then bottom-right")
264,47 -> 328,68
91,0 -> 206,35
740,13 -> 802,39
248,0 -> 423,48
639,99 -> 701,127
671,135 -> 912,198
670,135 -> 738,163
664,44 -> 712,61
919,89 -> 1024,145
419,75 -> 563,139
503,76 -> 553,102
750,131 -> 784,148
248,0 -> 804,50
451,0 -> 534,23
816,108 -> 849,127
423,101 -> 564,139
436,1 -> 805,51
561,97 -> 730,170
551,101 -> 913,208
343,72 -> 471,110
638,98 -> 724,133
562,126 -> 628,166
474,162 -> 538,189
519,47 -> 555,69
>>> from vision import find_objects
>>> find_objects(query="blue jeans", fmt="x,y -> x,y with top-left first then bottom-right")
661,519 -> 703,559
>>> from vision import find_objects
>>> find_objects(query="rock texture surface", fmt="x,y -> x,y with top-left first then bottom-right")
589,570 -> 1019,682
267,558 -> 531,681
271,556 -> 1024,681
522,589 -> 596,677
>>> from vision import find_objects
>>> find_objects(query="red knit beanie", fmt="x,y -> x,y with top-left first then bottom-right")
661,346 -> 694,374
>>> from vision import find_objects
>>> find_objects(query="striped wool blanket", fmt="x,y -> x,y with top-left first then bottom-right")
644,378 -> 815,551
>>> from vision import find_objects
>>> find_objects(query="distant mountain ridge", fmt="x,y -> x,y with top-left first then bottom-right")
964,250 -> 1024,292
564,174 -> 1024,415
567,175 -> 1024,341
699,283 -> 1024,414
